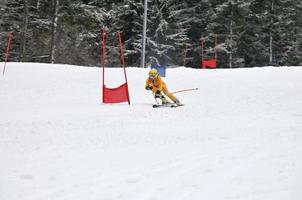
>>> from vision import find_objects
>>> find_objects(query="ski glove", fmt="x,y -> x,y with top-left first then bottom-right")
146,85 -> 153,90
154,90 -> 162,98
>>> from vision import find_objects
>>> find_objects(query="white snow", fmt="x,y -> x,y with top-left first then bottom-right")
1,62 -> 302,200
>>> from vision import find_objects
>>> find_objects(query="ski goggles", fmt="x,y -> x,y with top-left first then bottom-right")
149,74 -> 158,79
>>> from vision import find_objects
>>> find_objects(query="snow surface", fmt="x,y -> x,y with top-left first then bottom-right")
1,63 -> 302,200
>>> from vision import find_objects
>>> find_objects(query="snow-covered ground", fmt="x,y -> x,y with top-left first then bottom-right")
1,63 -> 302,200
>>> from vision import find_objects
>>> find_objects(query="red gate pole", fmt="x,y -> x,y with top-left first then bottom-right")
215,34 -> 218,60
117,31 -> 130,105
101,28 -> 106,103
200,34 -> 205,69
3,32 -> 13,75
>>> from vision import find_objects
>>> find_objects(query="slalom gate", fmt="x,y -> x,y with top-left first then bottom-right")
200,34 -> 217,69
101,29 -> 130,104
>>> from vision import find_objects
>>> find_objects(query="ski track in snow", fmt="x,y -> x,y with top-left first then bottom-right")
0,63 -> 302,200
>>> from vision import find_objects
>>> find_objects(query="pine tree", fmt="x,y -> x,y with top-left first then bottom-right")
108,0 -> 143,67
1,0 -> 301,67
243,0 -> 276,67
1,0 -> 27,62
1,0 -> 42,62
47,0 -> 108,66
276,0 -> 302,65
0,0 -> 7,62
244,0 -> 302,66
145,0 -> 191,67
184,0 -> 213,68
209,0 -> 252,68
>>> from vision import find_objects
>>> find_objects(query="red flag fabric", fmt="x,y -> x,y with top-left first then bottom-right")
103,83 -> 130,104
202,59 -> 217,69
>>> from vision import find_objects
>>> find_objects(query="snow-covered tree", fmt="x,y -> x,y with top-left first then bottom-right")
276,0 -> 302,65
183,0 -> 213,68
107,0 -> 143,67
1,0 -> 301,67
1,0 -> 36,62
243,0 -> 277,67
47,0 -> 108,65
243,0 -> 302,66
209,0 -> 252,68
1,0 -> 18,62
145,0 -> 191,66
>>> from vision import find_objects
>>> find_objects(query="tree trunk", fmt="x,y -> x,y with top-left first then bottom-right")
20,0 -> 29,62
36,0 -> 40,9
295,4 -> 298,53
50,0 -> 59,64
269,0 -> 274,64
229,1 -> 234,68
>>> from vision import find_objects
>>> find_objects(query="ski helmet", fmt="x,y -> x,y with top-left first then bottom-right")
149,68 -> 158,79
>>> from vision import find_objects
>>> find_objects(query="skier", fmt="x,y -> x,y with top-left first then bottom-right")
145,68 -> 182,106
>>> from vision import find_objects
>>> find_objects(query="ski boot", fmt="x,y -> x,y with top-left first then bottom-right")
161,96 -> 169,105
174,99 -> 183,106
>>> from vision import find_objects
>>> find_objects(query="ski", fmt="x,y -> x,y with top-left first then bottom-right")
152,103 -> 184,108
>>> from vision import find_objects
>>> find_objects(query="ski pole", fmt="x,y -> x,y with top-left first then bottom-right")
152,92 -> 160,104
171,88 -> 199,94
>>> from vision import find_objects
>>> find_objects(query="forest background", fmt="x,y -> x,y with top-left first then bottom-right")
1,0 -> 302,68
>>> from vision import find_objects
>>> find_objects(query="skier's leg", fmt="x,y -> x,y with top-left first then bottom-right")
160,95 -> 168,104
162,83 -> 182,105
154,90 -> 168,104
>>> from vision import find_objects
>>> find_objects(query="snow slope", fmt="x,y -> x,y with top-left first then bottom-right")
1,63 -> 302,200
